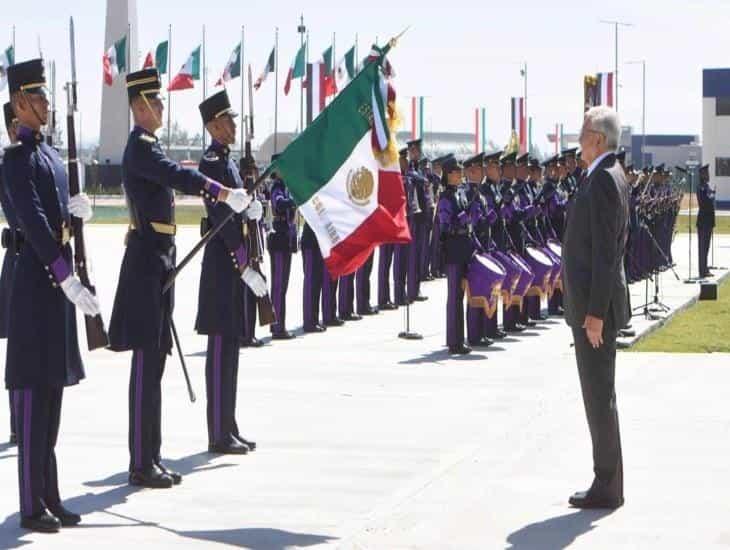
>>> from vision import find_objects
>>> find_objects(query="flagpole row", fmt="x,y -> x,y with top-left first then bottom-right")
274,27 -> 279,154
167,24 -> 172,154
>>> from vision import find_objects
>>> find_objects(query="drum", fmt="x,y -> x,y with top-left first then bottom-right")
465,253 -> 507,318
544,240 -> 562,294
492,250 -> 521,305
523,246 -> 553,298
505,250 -> 535,309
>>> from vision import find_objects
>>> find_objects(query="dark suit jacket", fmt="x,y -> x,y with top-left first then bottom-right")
562,153 -> 630,330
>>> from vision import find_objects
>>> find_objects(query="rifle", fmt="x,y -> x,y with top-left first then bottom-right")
67,17 -> 109,350
240,77 -> 275,325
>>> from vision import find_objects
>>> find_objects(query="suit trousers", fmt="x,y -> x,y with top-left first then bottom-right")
571,325 -> 624,499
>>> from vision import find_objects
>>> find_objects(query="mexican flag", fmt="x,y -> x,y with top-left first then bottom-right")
168,46 -> 201,91
0,45 -> 14,91
215,42 -> 241,86
321,45 -> 336,98
254,47 -> 275,90
284,42 -> 306,96
142,40 -> 169,74
269,44 -> 410,277
102,36 -> 127,86
334,45 -> 356,91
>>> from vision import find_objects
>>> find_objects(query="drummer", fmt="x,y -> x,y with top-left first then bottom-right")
463,152 -> 497,348
437,156 -> 473,355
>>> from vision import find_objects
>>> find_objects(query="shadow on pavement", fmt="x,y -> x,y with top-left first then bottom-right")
399,349 -> 488,365
173,527 -> 337,549
505,509 -> 614,549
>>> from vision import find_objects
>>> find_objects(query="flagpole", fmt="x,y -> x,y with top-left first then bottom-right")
523,62 -> 528,154
167,24 -> 172,154
419,96 -> 424,140
241,25 -> 245,157
274,27 -> 279,154
12,25 -> 15,56
202,24 -> 207,154
481,108 -> 486,152
305,30 -> 310,128
298,15 -> 306,134
354,33 -> 358,71
332,31 -> 336,100
127,23 -> 131,135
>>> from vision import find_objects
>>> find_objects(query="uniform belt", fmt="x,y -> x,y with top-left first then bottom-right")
58,226 -> 72,245
129,221 -> 177,236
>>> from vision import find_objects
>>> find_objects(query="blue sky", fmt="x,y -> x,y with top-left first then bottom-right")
2,0 -> 729,153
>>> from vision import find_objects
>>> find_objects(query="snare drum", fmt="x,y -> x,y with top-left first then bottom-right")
523,246 -> 553,298
464,253 -> 507,318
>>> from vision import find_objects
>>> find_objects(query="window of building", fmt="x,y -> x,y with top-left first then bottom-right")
715,157 -> 730,177
716,97 -> 730,116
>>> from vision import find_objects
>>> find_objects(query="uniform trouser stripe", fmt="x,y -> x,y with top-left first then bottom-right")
214,334 -> 222,441
134,351 -> 144,469
22,390 -> 32,515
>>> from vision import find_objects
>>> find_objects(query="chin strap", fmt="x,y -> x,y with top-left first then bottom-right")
141,94 -> 162,129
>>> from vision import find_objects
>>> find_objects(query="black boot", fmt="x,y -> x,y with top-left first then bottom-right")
209,437 -> 250,455
20,511 -> 61,533
448,344 -> 472,355
235,435 -> 257,451
47,504 -> 82,527
155,460 -> 182,485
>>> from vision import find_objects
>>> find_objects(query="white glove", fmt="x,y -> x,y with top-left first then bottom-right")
60,276 -> 101,317
223,188 -> 252,214
245,199 -> 263,221
242,267 -> 267,298
68,193 -> 93,222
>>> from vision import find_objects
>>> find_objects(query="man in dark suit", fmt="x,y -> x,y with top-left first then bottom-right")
562,106 -> 630,510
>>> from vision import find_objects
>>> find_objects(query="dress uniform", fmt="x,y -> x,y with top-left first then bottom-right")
406,139 -> 427,301
1,102 -> 19,445
377,238 -> 397,309
393,147 -> 413,305
540,155 -> 567,315
463,153 -> 496,347
196,90 -> 264,454
696,164 -> 715,278
418,157 -> 436,281
338,271 -> 360,321
481,151 -> 508,340
268,162 -> 298,339
301,221 -> 327,332
4,59 -> 98,531
321,263 -> 343,326
437,157 -> 473,355
429,157 -> 446,278
109,69 -> 251,488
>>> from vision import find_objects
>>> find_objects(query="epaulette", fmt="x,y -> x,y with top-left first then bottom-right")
3,143 -> 22,152
138,134 -> 157,144
202,151 -> 220,163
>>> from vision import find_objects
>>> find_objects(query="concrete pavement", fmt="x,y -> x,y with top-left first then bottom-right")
0,227 -> 728,549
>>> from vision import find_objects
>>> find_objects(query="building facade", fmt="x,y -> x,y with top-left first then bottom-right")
703,68 -> 730,207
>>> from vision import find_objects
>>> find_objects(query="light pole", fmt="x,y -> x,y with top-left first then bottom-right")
521,62 -> 529,154
600,19 -> 633,113
626,59 -> 646,167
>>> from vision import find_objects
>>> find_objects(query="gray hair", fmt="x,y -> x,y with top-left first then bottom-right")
584,106 -> 621,150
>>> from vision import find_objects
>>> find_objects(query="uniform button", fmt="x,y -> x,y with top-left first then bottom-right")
45,266 -> 50,271
52,283 -> 58,288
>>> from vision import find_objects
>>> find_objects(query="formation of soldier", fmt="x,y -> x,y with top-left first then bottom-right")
0,60 -> 712,532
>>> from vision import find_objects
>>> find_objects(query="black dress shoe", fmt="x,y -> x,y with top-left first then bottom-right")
618,329 -> 635,338
9,433 -> 16,445
271,331 -> 296,340
504,324 -> 526,333
470,337 -> 493,348
235,435 -> 257,451
414,294 -> 428,302
324,318 -> 345,327
21,511 -> 61,533
379,302 -> 398,311
209,439 -> 249,455
47,504 -> 81,527
548,308 -> 564,316
240,337 -> 264,348
448,344 -> 472,355
129,464 -> 174,488
342,313 -> 363,321
358,306 -> 379,315
569,489 -> 624,509
155,461 -> 182,485
488,329 -> 507,340
522,319 -> 537,327
303,324 -> 327,333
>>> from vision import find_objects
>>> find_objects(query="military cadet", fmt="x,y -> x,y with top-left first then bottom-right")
393,147 -> 411,305
1,102 -> 19,446
499,152 -> 529,332
697,164 -> 715,279
418,156 -> 436,281
240,156 -> 266,347
515,153 -> 544,323
481,151 -> 508,340
301,221 -> 327,331
5,59 -> 99,531
377,239 -> 397,310
463,152 -> 495,348
540,155 -> 567,316
109,69 -> 253,489
268,156 -> 298,339
429,156 -> 446,278
355,250 -> 378,315
196,90 -> 266,454
560,148 -> 579,198
406,139 -> 427,301
338,270 -> 360,321
437,156 -> 473,355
